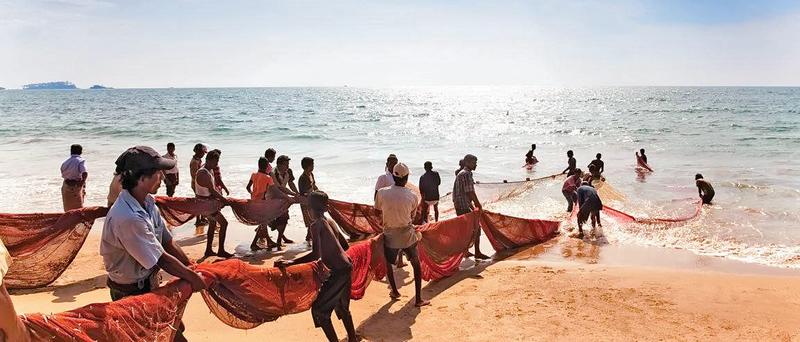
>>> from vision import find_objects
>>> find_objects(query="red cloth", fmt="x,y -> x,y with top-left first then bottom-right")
479,210 -> 560,251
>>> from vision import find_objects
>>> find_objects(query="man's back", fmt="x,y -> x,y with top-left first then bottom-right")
375,185 -> 419,228
577,185 -> 602,207
419,171 -> 441,201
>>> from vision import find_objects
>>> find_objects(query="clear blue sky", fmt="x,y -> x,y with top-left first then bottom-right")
1,0 -> 798,88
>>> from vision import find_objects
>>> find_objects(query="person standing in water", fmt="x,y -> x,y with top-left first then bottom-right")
525,144 -> 538,165
60,144 -> 88,211
162,143 -> 179,197
637,148 -> 648,164
275,191 -> 359,342
561,150 -> 577,176
195,149 -> 233,260
588,153 -> 604,178
695,174 -> 715,204
375,163 -> 431,307
419,161 -> 441,222
562,168 -> 584,212
576,181 -> 603,239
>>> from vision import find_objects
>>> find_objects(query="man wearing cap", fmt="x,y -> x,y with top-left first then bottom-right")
374,154 -> 398,198
453,154 -> 490,260
375,163 -> 431,307
270,155 -> 300,249
100,146 -> 206,341
60,144 -> 88,211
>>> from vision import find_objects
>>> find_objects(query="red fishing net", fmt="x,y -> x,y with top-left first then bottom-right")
327,199 -> 384,237
155,196 -> 225,226
416,212 -> 479,280
22,279 -> 192,342
198,259 -> 328,329
0,207 -> 108,289
345,236 -> 386,299
479,210 -> 560,251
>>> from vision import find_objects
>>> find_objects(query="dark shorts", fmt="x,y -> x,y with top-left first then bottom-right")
454,206 -> 473,216
383,241 -> 419,263
702,192 -> 714,204
108,278 -> 152,301
577,203 -> 601,226
311,266 -> 352,327
269,212 -> 290,230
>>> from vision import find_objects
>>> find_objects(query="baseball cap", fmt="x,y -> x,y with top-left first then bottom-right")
393,163 -> 410,177
115,146 -> 176,173
277,155 -> 291,163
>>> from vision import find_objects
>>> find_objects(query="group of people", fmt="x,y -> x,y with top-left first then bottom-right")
54,142 -> 720,342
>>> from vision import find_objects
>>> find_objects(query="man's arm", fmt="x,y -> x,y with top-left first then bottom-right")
246,179 -> 254,195
287,170 -> 299,193
164,239 -> 193,266
468,191 -> 482,210
277,223 -> 320,267
156,253 -> 205,291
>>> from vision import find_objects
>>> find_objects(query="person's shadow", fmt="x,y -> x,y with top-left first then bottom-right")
356,261 -> 491,341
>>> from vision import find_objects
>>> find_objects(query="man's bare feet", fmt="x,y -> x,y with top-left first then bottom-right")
415,299 -> 431,307
389,291 -> 401,300
250,244 -> 264,252
217,251 -> 234,259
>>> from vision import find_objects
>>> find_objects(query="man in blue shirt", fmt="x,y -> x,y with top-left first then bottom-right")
576,181 -> 603,239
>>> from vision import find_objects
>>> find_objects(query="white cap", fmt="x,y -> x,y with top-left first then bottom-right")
393,163 -> 410,177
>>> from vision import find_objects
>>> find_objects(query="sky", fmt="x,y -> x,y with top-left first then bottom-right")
1,0 -> 799,88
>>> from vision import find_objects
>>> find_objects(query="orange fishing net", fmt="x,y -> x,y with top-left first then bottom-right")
0,207 -> 107,289
479,210 -> 560,251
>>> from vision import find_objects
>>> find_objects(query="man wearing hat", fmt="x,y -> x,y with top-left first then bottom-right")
100,146 -> 206,341
453,154 -> 490,260
269,154 -> 300,249
375,162 -> 430,307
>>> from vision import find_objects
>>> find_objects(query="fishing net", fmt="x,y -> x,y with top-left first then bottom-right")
416,211 -> 479,280
155,196 -> 292,227
198,259 -> 328,329
0,207 -> 108,289
22,278 -> 192,342
438,173 -> 565,218
327,199 -> 383,237
479,210 -> 561,251
601,201 -> 702,224
346,236 -> 387,299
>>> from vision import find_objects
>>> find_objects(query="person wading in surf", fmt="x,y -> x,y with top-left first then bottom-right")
276,191 -> 359,342
375,163 -> 431,307
695,174 -> 715,204
562,150 -> 577,176
525,144 -> 538,165
576,181 -> 603,239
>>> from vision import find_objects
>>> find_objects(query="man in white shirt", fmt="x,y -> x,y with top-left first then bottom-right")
375,163 -> 430,307
374,154 -> 398,198
60,144 -> 88,211
162,142 -> 179,197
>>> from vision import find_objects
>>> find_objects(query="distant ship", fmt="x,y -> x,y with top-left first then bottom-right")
23,81 -> 77,90
89,85 -> 112,89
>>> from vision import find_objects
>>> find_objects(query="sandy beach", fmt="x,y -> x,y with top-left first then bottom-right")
9,219 -> 800,341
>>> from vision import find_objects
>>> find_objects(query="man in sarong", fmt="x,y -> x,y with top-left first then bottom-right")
276,191 -> 359,342
375,163 -> 431,307
60,144 -> 88,211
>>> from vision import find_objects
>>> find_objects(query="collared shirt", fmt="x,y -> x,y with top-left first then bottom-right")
60,154 -> 87,181
162,153 -> 179,175
100,190 -> 173,284
375,185 -> 421,249
452,169 -> 475,212
271,168 -> 295,188
374,170 -> 394,191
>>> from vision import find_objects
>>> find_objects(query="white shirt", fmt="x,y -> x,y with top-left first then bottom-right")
375,185 -> 420,229
374,170 -> 394,191
162,153 -> 179,174
100,190 -> 172,284
60,154 -> 87,181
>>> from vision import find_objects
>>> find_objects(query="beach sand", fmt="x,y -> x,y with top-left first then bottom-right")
9,220 -> 800,341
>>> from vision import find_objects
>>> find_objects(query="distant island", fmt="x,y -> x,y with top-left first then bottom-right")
89,85 -> 112,89
23,81 -> 77,90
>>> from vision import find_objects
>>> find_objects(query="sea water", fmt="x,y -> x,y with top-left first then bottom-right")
0,86 -> 798,268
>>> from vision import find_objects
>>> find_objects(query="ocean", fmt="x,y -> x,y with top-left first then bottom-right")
0,86 -> 798,268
